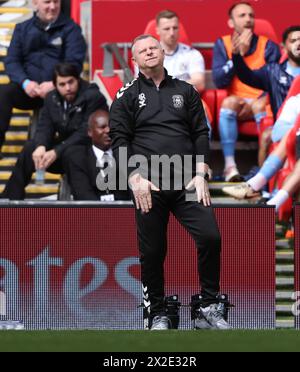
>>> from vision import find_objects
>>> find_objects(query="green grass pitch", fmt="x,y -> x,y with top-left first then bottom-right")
0,330 -> 300,352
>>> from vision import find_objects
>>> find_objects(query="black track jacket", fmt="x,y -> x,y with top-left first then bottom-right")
110,70 -> 210,179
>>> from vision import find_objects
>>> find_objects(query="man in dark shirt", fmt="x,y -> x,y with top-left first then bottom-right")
110,34 -> 231,331
66,109 -> 130,201
2,63 -> 107,200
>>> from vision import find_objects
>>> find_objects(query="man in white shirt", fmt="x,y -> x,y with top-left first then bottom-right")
155,9 -> 205,92
155,9 -> 212,138
134,11 -> 212,136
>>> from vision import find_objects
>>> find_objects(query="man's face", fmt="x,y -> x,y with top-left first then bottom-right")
132,37 -> 164,72
88,113 -> 111,151
34,0 -> 61,23
229,4 -> 255,34
156,17 -> 179,48
56,75 -> 79,102
285,31 -> 300,65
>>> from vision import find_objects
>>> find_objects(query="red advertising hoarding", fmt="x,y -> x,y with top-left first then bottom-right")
0,205 -> 275,329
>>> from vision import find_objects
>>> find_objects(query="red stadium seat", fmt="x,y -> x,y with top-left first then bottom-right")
201,89 -> 216,128
94,71 -> 123,103
71,0 -> 84,24
254,18 -> 279,44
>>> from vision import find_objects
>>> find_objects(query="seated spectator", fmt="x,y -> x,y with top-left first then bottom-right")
67,110 -> 131,201
1,63 -> 108,200
155,9 -> 213,136
213,1 -> 280,181
222,93 -> 300,200
232,25 -> 300,168
233,25 -> 300,119
0,0 -> 86,159
137,10 -> 212,136
267,130 -> 300,210
155,9 -> 205,92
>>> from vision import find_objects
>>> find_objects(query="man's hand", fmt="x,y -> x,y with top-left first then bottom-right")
24,81 -> 40,98
231,31 -> 241,55
36,81 -> 55,98
40,149 -> 57,169
129,173 -> 160,213
32,145 -> 46,170
186,175 -> 211,206
238,29 -> 253,56
231,29 -> 252,56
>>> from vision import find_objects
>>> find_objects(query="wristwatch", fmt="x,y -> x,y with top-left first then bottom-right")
195,171 -> 209,180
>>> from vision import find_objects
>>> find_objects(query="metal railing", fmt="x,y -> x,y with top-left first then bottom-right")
101,42 -> 134,84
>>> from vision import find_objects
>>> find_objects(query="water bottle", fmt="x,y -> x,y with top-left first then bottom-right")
35,168 -> 45,185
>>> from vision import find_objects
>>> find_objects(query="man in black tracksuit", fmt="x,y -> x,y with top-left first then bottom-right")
110,35 -> 231,330
2,63 -> 108,200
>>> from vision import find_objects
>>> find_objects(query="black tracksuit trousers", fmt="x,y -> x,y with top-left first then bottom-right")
135,189 -> 221,317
